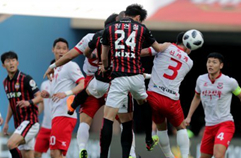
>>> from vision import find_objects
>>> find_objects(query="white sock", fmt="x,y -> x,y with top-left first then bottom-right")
157,130 -> 175,158
120,124 -> 136,158
77,122 -> 90,150
177,129 -> 189,158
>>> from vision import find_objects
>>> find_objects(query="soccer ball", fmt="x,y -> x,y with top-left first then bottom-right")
183,29 -> 204,50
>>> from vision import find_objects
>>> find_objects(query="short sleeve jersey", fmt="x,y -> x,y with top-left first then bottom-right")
102,18 -> 156,77
195,73 -> 239,126
74,33 -> 98,76
50,61 -> 84,119
148,44 -> 193,100
40,80 -> 52,129
3,70 -> 40,128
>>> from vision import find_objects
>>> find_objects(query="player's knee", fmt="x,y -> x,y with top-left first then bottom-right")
7,140 -> 17,149
213,151 -> 225,158
34,152 -> 42,158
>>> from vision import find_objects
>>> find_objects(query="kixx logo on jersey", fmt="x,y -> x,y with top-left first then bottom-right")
15,82 -> 20,90
115,51 -> 135,58
217,82 -> 223,89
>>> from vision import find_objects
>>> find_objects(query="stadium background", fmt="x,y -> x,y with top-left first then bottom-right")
0,0 -> 241,157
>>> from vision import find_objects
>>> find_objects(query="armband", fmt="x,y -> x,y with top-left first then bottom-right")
49,63 -> 56,69
28,100 -> 34,105
232,86 -> 241,96
65,90 -> 74,96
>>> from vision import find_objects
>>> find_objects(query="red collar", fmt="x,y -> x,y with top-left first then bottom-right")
208,72 -> 222,84
172,43 -> 185,51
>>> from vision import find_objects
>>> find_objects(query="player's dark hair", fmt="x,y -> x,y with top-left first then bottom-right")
125,4 -> 147,22
117,11 -> 126,21
53,38 -> 69,48
207,52 -> 224,63
176,32 -> 185,45
1,51 -> 18,64
50,59 -> 55,65
104,13 -> 118,27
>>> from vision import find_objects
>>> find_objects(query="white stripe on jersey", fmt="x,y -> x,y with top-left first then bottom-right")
148,44 -> 193,100
195,73 -> 239,126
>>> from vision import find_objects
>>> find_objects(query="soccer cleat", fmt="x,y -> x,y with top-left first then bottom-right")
146,136 -> 158,151
152,135 -> 159,145
79,149 -> 88,158
67,95 -> 75,115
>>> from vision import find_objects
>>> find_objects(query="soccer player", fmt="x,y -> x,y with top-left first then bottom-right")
185,52 -> 241,158
42,38 -> 85,158
0,112 -> 4,125
100,4 -> 163,158
34,60 -> 54,158
141,32 -> 193,158
1,51 -> 42,158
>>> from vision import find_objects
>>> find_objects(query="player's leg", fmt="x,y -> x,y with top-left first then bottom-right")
213,121 -> 235,158
129,75 -> 152,150
77,96 -> 103,158
200,126 -> 215,158
7,133 -> 25,158
50,117 -> 77,158
34,127 -> 51,158
168,100 -> 189,158
86,77 -> 109,99
118,113 -> 133,158
100,77 -> 128,158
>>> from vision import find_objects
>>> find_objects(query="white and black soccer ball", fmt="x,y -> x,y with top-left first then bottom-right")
183,29 -> 204,51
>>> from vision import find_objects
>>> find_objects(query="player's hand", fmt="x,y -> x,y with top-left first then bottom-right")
52,92 -> 66,102
0,117 -> 4,126
3,123 -> 9,136
100,65 -> 107,73
43,68 -> 54,81
17,100 -> 30,108
184,117 -> 191,126
41,90 -> 50,98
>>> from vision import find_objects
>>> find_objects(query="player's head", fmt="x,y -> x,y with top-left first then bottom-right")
125,4 -> 147,22
1,51 -> 19,73
206,52 -> 224,75
104,13 -> 118,27
176,32 -> 191,54
117,11 -> 126,21
52,38 -> 69,61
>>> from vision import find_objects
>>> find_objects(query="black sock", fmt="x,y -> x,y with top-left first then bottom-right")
10,148 -> 22,158
121,120 -> 133,158
142,102 -> 153,142
71,89 -> 88,109
100,118 -> 113,158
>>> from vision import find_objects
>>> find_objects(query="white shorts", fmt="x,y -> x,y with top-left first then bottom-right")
14,121 -> 40,150
118,93 -> 134,113
87,77 -> 109,98
106,74 -> 147,109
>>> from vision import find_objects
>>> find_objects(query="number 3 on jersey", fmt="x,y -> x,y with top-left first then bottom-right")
163,58 -> 182,80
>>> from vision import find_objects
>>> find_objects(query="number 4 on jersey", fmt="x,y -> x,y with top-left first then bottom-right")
217,132 -> 224,141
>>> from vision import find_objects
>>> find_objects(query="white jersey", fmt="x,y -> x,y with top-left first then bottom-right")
74,33 -> 98,76
148,44 -> 193,100
51,61 -> 84,119
195,73 -> 239,126
40,80 -> 52,129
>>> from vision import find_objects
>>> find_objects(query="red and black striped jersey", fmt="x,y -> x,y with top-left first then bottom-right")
102,18 -> 156,77
3,70 -> 39,128
89,30 -> 112,83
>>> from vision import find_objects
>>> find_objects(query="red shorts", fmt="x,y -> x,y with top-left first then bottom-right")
34,127 -> 51,153
79,95 -> 105,118
147,91 -> 184,127
200,121 -> 235,155
49,116 -> 77,156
